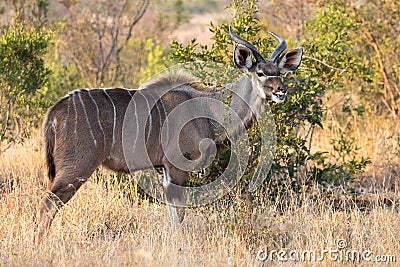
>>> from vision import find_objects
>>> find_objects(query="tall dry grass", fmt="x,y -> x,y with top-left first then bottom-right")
0,112 -> 399,266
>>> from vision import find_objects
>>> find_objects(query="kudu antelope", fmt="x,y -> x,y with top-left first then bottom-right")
38,26 -> 302,235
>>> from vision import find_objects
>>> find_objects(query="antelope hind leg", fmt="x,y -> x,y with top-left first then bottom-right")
36,172 -> 90,240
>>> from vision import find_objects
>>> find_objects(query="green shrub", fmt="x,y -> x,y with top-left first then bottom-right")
0,22 -> 52,151
170,0 -> 370,195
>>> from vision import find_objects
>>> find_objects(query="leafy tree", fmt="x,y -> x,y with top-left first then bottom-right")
0,22 -> 52,152
54,0 -> 150,88
341,0 -> 399,118
1,0 -> 50,28
43,0 -> 182,100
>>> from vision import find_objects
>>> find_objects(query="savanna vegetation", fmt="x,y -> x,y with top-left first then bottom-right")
0,0 -> 399,266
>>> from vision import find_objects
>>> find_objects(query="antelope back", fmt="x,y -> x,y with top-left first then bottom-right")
44,72 -> 221,175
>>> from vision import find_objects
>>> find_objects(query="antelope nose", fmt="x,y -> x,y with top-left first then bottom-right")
276,87 -> 287,95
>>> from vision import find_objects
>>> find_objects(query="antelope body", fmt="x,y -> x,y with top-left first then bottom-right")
38,27 -> 302,234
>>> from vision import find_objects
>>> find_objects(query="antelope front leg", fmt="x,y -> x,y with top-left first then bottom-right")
162,166 -> 187,231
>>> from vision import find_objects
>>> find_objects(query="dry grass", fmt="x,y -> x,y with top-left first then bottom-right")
1,117 -> 399,267
312,92 -> 400,189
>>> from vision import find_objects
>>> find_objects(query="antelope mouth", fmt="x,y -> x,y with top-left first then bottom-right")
272,92 -> 286,103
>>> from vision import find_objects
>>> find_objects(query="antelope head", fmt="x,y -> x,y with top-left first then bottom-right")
229,26 -> 303,103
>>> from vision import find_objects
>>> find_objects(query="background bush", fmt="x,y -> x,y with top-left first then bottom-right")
0,21 -> 52,152
171,0 -> 372,197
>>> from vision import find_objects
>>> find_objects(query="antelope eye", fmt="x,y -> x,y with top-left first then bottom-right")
256,72 -> 264,77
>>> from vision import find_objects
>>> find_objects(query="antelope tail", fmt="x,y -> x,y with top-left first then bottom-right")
43,115 -> 56,182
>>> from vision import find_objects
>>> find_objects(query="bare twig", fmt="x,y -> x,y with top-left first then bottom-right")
303,55 -> 346,73
119,0 -> 149,52
363,29 -> 399,118
0,116 -> 21,154
1,98 -> 12,138
307,125 -> 315,152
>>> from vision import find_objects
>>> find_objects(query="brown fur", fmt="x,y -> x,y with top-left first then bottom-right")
140,69 -> 198,90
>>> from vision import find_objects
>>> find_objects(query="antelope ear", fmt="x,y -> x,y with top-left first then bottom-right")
234,44 -> 253,70
278,47 -> 302,72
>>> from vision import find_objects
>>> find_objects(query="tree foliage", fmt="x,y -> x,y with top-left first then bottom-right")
171,0 -> 371,192
350,0 -> 399,117
0,22 -> 52,152
54,0 -> 150,88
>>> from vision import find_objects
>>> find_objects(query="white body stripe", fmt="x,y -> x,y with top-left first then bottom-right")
78,92 -> 97,146
148,93 -> 162,131
103,89 -> 116,149
72,92 -> 78,135
87,90 -> 106,148
63,96 -> 71,128
126,90 -> 140,152
143,94 -> 152,143
64,88 -> 82,99
159,97 -> 168,142
133,97 -> 139,150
